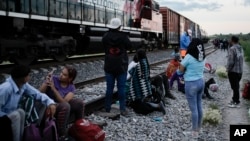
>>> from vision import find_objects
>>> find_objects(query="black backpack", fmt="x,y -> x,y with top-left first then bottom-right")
151,75 -> 166,103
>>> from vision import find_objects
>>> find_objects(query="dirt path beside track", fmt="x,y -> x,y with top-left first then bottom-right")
206,49 -> 250,141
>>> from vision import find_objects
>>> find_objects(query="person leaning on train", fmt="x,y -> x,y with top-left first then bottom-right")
180,29 -> 192,59
0,65 -> 56,141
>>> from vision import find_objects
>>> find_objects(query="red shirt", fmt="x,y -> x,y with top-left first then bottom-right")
165,59 -> 180,79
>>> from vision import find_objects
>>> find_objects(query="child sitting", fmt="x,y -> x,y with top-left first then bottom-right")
165,47 -> 181,79
169,69 -> 185,94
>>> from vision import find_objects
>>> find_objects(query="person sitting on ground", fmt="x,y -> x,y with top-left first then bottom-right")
152,74 -> 176,100
165,47 -> 181,79
39,65 -> 84,141
203,78 -> 217,99
0,65 -> 56,141
169,69 -> 185,94
126,49 -> 166,115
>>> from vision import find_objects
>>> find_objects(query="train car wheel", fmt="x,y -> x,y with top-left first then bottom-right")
53,54 -> 67,62
10,46 -> 38,65
53,49 -> 67,62
12,56 -> 36,65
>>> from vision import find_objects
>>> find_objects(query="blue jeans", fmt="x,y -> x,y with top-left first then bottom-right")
105,72 -> 127,112
185,78 -> 204,131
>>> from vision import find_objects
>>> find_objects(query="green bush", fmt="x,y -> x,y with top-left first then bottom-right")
203,108 -> 222,126
208,103 -> 219,110
216,66 -> 227,78
240,40 -> 250,62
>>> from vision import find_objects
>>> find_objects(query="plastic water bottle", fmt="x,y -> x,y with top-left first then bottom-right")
153,117 -> 162,122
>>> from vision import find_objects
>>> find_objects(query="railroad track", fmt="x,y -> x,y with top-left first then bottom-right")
78,45 -> 217,116
0,44 -> 216,116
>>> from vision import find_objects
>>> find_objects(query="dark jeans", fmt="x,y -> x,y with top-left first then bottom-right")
105,72 -> 127,112
228,72 -> 242,103
55,99 -> 84,136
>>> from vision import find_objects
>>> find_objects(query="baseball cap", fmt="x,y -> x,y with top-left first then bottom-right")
107,18 -> 122,29
187,29 -> 192,36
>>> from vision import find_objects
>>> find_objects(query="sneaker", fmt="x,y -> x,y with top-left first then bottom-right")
183,131 -> 199,139
166,92 -> 176,99
228,101 -> 240,108
202,94 -> 206,99
209,69 -> 216,74
206,95 -> 214,99
178,89 -> 185,94
159,101 -> 166,115
120,110 -> 129,116
198,128 -> 203,134
59,136 -> 69,141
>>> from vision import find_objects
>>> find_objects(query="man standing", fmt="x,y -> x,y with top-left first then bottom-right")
227,36 -> 243,108
102,18 -> 132,115
180,29 -> 192,59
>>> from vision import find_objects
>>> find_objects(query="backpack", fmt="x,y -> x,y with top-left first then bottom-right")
204,63 -> 216,74
242,81 -> 250,99
43,118 -> 58,141
23,123 -> 42,141
151,75 -> 165,103
23,117 -> 58,141
68,119 -> 105,141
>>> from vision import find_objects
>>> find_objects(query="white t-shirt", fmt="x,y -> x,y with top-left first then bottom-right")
127,61 -> 138,80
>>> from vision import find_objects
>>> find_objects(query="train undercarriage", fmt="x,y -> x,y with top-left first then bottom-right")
0,16 -> 162,65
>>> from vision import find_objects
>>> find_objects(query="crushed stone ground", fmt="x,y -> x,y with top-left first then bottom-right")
205,49 -> 250,141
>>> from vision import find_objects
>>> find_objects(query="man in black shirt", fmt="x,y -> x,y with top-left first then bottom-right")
102,18 -> 132,115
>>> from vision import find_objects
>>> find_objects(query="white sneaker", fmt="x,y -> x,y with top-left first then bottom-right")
228,101 -> 240,108
198,128 -> 203,134
183,131 -> 199,139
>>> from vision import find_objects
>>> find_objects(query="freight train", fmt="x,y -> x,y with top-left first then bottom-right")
0,0 -> 208,65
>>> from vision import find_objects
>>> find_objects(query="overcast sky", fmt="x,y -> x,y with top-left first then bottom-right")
157,0 -> 250,36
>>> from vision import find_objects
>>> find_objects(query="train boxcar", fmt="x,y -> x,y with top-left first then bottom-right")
160,7 -> 180,46
160,6 -> 208,47
0,0 -> 207,65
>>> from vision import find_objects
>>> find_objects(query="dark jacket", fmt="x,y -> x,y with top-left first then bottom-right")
102,30 -> 132,74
